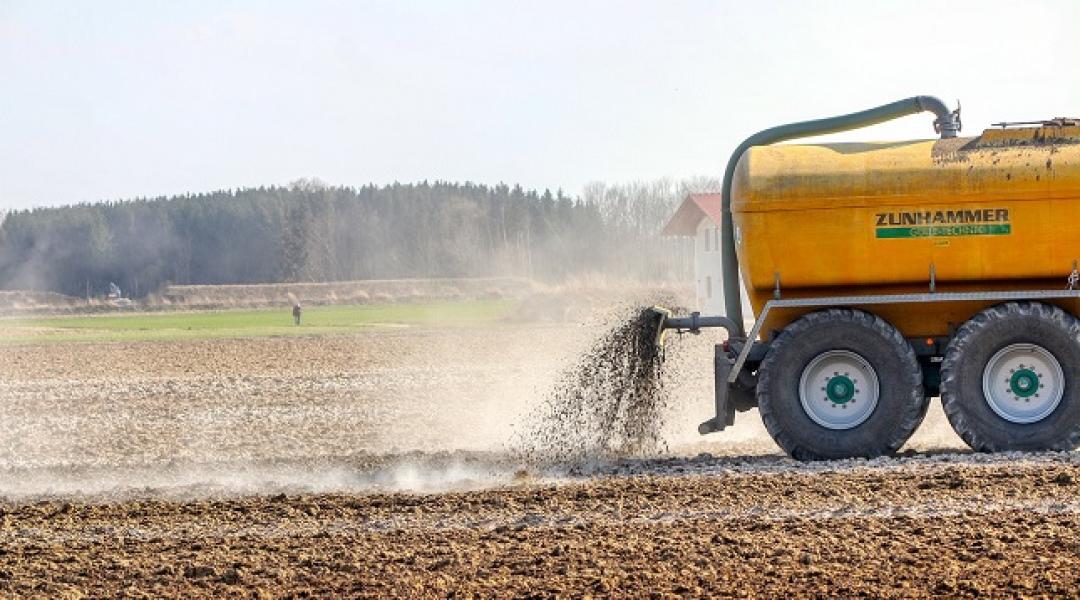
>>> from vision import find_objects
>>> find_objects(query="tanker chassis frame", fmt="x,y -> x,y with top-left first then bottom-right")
671,288 -> 1080,437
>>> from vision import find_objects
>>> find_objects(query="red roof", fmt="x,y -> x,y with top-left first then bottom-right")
661,193 -> 723,236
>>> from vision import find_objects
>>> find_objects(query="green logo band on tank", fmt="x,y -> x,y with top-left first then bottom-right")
874,208 -> 1012,238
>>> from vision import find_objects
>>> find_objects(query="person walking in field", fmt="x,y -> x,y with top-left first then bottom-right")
292,303 -> 302,325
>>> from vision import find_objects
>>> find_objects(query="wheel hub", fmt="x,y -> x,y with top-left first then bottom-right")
1009,368 -> 1039,398
798,350 -> 880,430
826,375 -> 856,404
981,344 -> 1064,424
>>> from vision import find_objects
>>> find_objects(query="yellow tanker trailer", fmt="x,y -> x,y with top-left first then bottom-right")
656,96 -> 1080,460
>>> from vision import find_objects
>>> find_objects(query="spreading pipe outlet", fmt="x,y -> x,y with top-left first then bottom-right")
719,96 -> 961,336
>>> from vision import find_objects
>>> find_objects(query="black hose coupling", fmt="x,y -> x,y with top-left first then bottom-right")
916,96 -> 962,138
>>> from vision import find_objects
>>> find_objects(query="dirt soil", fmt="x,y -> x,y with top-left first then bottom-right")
1,323 -> 1078,597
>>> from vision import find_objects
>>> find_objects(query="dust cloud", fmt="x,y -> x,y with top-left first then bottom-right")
0,454 -> 528,502
0,293 -> 920,503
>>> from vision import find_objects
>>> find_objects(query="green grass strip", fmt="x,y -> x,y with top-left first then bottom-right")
0,299 -> 517,344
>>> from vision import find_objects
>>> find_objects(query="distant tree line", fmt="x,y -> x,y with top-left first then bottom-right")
0,179 -> 713,298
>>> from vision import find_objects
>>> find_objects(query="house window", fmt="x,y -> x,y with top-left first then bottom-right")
703,226 -> 719,253
705,276 -> 712,299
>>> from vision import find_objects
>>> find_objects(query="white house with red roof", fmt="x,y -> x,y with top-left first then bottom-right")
661,193 -> 747,316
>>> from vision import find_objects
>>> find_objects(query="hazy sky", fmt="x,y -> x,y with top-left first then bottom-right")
2,0 -> 1079,210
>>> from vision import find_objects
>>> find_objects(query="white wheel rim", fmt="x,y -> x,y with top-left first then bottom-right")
798,350 -> 880,430
981,343 -> 1064,424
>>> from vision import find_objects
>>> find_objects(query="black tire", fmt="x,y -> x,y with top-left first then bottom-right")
757,309 -> 927,460
940,302 -> 1080,452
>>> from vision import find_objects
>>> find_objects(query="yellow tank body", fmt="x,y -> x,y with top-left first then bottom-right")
731,124 -> 1080,338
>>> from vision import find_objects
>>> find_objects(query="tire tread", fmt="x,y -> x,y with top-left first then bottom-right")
940,301 -> 1080,452
757,309 -> 926,460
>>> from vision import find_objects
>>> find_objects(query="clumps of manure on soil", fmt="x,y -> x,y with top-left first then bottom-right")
515,305 -> 680,467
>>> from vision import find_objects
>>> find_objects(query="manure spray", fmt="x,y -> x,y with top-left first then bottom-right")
515,305 -> 680,466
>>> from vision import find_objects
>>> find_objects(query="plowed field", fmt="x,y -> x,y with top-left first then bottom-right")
1,322 -> 1077,597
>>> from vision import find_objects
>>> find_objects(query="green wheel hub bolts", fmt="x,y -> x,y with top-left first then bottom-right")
826,375 -> 856,404
1009,368 -> 1039,398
